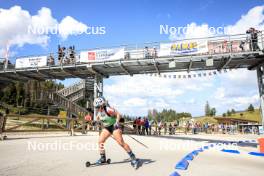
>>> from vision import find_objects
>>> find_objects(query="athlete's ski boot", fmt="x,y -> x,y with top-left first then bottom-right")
96,156 -> 107,165
131,158 -> 140,169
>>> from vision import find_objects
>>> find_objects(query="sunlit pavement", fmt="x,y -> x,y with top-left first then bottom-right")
0,132 -> 263,176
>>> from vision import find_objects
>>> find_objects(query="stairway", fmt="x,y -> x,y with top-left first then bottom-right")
57,79 -> 94,102
47,78 -> 95,117
49,91 -> 88,117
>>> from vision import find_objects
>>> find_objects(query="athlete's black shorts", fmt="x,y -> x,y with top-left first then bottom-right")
104,125 -> 124,134
104,125 -> 115,134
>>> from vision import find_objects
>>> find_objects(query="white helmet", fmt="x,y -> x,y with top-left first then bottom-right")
94,97 -> 106,108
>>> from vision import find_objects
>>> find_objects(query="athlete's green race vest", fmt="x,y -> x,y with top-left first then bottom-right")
98,107 -> 116,127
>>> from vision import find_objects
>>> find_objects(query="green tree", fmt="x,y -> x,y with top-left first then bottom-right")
222,113 -> 226,117
247,104 -> 254,112
231,109 -> 236,114
205,101 -> 211,116
210,107 -> 216,116
227,110 -> 231,116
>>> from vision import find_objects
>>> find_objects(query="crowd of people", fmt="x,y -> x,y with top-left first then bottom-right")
82,116 -> 261,136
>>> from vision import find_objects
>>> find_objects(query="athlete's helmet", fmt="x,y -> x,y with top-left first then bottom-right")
94,97 -> 106,108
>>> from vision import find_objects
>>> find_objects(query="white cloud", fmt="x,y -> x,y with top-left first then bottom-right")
226,6 -> 264,34
0,6 -> 89,56
170,5 -> 264,40
212,69 -> 259,111
104,72 -> 216,115
0,6 -> 54,48
58,16 -> 89,40
123,97 -> 147,107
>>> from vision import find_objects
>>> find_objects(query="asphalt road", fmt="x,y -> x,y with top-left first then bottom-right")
0,132 -> 263,176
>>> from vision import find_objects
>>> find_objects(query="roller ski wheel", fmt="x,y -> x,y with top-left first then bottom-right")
85,161 -> 91,167
131,159 -> 140,169
85,158 -> 111,167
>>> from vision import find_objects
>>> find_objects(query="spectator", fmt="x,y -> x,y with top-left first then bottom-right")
124,52 -> 130,60
164,122 -> 167,135
239,41 -> 245,51
152,47 -> 157,58
149,120 -> 153,135
144,47 -> 150,59
246,28 -> 260,51
204,122 -> 209,134
158,121 -> 163,135
133,119 -> 137,133
48,54 -> 55,66
144,118 -> 149,135
173,122 -> 177,134
185,121 -> 190,134
136,117 -> 141,135
0,111 -> 7,140
141,118 -> 145,135
169,123 -> 173,135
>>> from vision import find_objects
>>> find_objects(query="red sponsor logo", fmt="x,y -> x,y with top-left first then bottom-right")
88,52 -> 96,60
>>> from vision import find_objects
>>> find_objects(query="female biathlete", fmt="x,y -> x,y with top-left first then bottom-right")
94,97 -> 139,167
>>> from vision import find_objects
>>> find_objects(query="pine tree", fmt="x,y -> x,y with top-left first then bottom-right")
205,101 -> 211,116
247,104 -> 254,112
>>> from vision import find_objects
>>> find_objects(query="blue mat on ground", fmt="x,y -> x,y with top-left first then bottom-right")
248,152 -> 264,157
184,153 -> 194,161
221,149 -> 240,154
169,171 -> 181,176
203,146 -> 209,149
192,150 -> 199,156
175,159 -> 189,170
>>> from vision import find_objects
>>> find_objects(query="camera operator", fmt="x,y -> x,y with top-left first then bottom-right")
246,27 -> 260,51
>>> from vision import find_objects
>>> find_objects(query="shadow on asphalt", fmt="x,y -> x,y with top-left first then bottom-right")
86,158 -> 155,168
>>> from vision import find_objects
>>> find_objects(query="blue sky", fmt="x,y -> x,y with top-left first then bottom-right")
0,0 -> 264,116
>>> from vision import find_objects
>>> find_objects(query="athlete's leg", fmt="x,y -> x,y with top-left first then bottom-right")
113,129 -> 136,160
98,128 -> 111,162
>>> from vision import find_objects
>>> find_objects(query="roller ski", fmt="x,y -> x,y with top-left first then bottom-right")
85,158 -> 111,167
131,158 -> 140,169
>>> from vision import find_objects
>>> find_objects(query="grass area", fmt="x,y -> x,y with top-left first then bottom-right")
195,116 -> 218,124
224,109 -> 261,122
195,109 -> 261,124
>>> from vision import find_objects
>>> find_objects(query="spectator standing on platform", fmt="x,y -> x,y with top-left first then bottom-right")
246,28 -> 260,51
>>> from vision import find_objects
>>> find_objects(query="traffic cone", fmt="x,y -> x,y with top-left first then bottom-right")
258,138 -> 264,153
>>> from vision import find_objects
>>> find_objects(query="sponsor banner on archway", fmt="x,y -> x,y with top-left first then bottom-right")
159,40 -> 208,57
80,47 -> 124,62
15,56 -> 48,69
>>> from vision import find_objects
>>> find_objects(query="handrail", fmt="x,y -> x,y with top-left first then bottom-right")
1,30 -> 263,71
